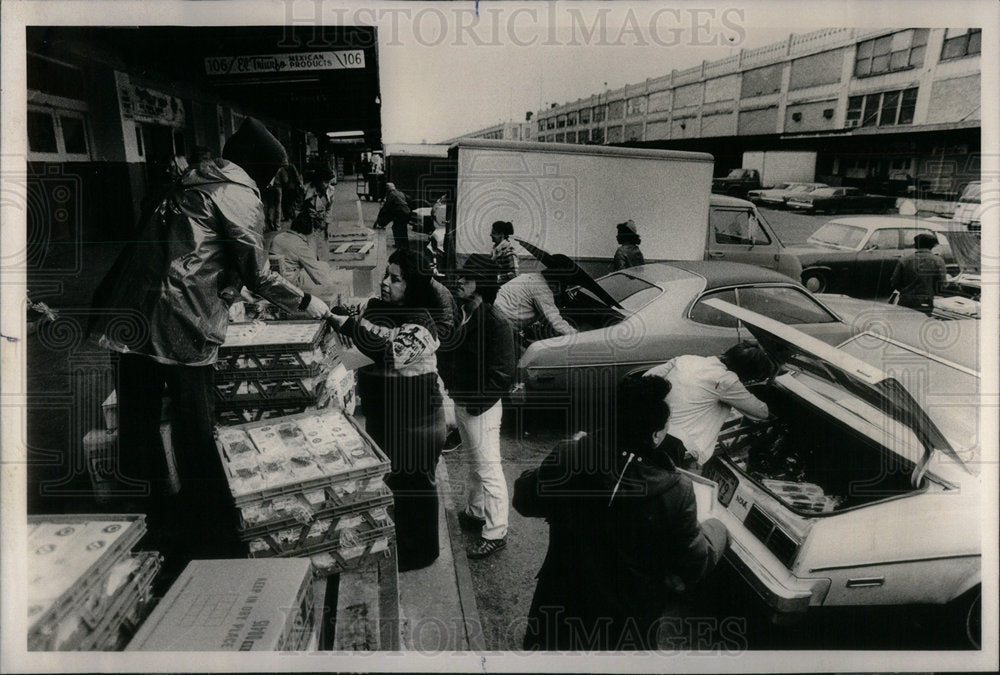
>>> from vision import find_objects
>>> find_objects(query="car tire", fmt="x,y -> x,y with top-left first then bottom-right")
949,585 -> 981,649
802,270 -> 828,294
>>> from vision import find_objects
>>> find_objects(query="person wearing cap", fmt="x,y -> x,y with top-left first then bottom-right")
513,373 -> 728,650
490,220 -> 519,283
612,220 -> 645,271
439,254 -> 515,558
645,342 -> 771,468
303,164 -> 337,245
494,254 -> 579,343
374,181 -> 412,250
890,232 -> 947,315
89,118 -> 330,580
269,208 -> 341,304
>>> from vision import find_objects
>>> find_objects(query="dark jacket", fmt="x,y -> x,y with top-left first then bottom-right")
612,244 -> 645,271
90,159 -> 304,365
890,248 -> 947,308
513,431 -> 728,651
439,300 -> 515,415
375,188 -> 411,228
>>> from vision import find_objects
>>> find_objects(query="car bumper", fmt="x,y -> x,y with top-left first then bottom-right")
786,202 -> 814,210
713,508 -> 830,617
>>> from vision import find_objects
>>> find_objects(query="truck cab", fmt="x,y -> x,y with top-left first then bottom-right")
707,195 -> 802,280
712,168 -> 763,199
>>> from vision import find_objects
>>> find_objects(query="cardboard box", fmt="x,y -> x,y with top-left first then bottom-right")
127,559 -> 315,651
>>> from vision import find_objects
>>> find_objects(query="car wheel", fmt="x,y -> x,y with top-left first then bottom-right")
950,586 -> 981,649
801,270 -> 828,294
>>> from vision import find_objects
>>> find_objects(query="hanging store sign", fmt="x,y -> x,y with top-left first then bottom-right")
115,72 -> 185,126
204,50 -> 365,76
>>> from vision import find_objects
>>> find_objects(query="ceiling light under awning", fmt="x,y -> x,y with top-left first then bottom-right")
326,131 -> 365,138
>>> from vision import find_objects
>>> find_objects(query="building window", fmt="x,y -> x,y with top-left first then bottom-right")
578,108 -> 590,124
567,111 -> 577,126
577,129 -> 589,143
591,128 -> 604,144
554,132 -> 565,142
538,121 -> 545,133
846,87 -> 918,127
627,96 -> 647,116
27,106 -> 91,160
556,115 -> 566,129
607,126 -> 623,143
546,118 -> 555,130
607,100 -> 625,119
565,132 -> 577,143
854,29 -> 928,77
593,105 -> 606,122
941,28 -> 982,60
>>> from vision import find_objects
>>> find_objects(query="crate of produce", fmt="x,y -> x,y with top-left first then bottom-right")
77,551 -> 161,651
215,408 -> 390,508
213,373 -> 323,406
216,403 -> 316,426
27,515 -> 152,650
215,320 -> 329,378
127,559 -> 316,652
245,489 -> 395,572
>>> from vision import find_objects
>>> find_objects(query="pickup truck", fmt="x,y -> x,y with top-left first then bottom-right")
712,168 -> 763,199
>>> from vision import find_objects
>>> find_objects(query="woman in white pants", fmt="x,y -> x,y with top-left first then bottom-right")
439,254 -> 516,558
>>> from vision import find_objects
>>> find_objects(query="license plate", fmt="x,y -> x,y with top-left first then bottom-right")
705,465 -> 737,507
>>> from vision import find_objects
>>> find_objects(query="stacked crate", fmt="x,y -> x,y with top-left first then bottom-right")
27,515 -> 161,651
214,320 -> 356,424
214,408 -> 394,576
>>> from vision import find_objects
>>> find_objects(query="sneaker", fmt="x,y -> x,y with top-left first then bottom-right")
441,429 -> 462,454
457,510 -> 486,531
467,536 -> 506,559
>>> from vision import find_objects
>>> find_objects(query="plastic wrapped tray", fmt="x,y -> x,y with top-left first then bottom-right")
215,408 -> 390,507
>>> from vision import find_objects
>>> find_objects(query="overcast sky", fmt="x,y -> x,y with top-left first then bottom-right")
378,2 -> 796,143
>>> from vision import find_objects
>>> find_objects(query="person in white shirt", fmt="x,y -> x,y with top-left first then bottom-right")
645,343 -> 772,467
493,254 -> 578,340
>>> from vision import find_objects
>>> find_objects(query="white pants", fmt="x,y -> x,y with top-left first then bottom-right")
455,400 -> 507,540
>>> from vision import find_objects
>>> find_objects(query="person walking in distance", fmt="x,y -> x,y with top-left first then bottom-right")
440,254 -> 515,558
374,182 -> 412,250
890,232 -> 947,315
612,219 -> 645,271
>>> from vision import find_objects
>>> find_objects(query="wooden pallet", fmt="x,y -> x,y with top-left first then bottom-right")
329,241 -> 375,261
313,546 -> 400,650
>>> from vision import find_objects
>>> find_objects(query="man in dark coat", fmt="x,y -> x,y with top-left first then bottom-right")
440,255 -> 515,558
890,232 -> 947,314
513,374 -> 728,651
90,118 -> 330,585
374,181 -> 412,249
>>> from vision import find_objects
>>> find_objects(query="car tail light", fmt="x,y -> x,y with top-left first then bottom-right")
743,505 -> 799,568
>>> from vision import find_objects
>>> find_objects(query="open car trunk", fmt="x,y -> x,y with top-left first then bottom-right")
713,384 -> 921,514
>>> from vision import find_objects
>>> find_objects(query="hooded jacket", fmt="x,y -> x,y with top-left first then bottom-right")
513,431 -> 727,650
91,159 -> 304,365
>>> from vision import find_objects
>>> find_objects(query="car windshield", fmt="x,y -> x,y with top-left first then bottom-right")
839,335 -> 980,471
595,273 -> 662,312
807,223 -> 867,250
958,182 -> 981,203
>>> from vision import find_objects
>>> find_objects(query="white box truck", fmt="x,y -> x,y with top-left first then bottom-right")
449,139 -> 801,279
742,150 -> 818,187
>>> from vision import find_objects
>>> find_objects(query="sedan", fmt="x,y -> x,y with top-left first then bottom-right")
750,182 -> 829,208
787,187 -> 896,214
787,216 -> 958,296
698,302 -> 980,647
516,261 -> 863,408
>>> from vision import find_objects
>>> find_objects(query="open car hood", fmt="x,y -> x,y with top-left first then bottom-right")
941,230 -> 981,275
515,238 -> 624,310
704,299 -> 958,482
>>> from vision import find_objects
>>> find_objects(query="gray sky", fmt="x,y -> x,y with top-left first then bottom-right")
376,2 -> 829,143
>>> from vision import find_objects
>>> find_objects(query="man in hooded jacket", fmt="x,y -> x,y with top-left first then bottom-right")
513,373 -> 728,651
90,118 -> 329,580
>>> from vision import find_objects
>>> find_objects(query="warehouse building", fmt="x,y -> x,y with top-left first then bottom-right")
531,27 -> 980,197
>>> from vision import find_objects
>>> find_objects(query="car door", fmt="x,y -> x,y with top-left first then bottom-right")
707,206 -> 779,270
855,228 -> 901,295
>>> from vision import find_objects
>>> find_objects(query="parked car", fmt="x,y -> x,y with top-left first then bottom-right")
698,301 -> 980,647
750,182 -> 829,208
515,261 -> 865,407
788,216 -> 958,296
952,181 -> 983,232
712,168 -> 763,199
787,187 -> 896,214
747,182 -> 790,204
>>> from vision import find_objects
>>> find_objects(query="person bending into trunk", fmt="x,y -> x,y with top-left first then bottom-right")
513,373 -> 728,651
645,342 -> 772,468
